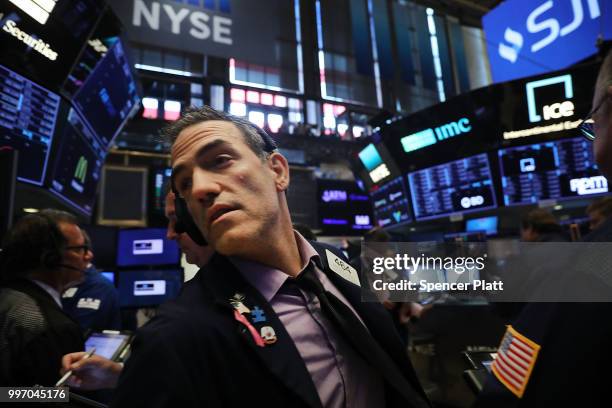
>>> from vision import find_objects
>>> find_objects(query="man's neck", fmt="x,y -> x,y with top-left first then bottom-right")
238,223 -> 303,277
27,270 -> 63,293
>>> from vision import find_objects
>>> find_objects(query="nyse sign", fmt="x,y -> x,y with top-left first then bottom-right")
109,0 -> 292,66
483,0 -> 608,82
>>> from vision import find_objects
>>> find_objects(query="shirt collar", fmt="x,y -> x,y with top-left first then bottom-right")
30,279 -> 62,308
231,231 -> 321,302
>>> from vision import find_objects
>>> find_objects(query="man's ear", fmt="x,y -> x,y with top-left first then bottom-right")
268,152 -> 290,192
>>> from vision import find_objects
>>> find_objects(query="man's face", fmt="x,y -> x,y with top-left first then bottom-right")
593,84 -> 612,180
165,192 -> 214,267
58,222 -> 89,286
171,120 -> 287,256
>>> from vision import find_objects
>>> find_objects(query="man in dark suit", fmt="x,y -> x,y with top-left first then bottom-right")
476,47 -> 612,407
111,107 -> 429,407
0,209 -> 87,386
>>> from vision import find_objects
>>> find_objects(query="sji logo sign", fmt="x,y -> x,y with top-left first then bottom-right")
498,0 -> 601,64
483,0 -> 605,82
526,74 -> 574,123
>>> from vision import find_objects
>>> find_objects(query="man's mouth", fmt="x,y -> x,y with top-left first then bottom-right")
207,205 -> 237,227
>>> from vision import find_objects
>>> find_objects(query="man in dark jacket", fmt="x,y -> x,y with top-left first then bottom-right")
110,107 -> 429,408
476,46 -> 612,407
0,209 -> 87,386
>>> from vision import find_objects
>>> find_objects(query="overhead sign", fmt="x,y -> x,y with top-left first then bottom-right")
0,0 -> 102,89
401,117 -> 471,153
109,0 -> 294,66
504,73 -> 583,140
483,0 -> 608,83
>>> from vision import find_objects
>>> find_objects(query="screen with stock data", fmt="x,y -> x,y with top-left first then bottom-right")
408,153 -> 497,220
0,64 -> 60,185
370,177 -> 412,227
498,137 -> 609,205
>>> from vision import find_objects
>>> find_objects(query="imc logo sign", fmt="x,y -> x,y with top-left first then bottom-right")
526,74 -> 575,123
401,118 -> 471,153
483,0 -> 606,82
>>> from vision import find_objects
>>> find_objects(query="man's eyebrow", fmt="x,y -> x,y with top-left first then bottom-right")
193,139 -> 231,160
171,139 -> 231,180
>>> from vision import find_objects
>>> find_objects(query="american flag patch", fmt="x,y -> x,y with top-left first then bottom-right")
491,325 -> 541,398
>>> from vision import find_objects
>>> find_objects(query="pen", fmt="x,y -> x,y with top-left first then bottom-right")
55,347 -> 96,387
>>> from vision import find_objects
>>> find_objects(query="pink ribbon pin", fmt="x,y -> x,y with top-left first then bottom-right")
234,309 -> 265,347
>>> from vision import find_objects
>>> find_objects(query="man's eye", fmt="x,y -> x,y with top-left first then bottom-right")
213,155 -> 232,167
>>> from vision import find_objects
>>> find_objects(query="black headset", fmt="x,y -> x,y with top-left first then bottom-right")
171,120 -> 278,246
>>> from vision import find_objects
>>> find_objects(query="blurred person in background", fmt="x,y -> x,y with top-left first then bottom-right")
0,209 -> 86,386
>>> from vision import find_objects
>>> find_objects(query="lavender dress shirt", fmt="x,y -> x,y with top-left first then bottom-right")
231,232 -> 384,408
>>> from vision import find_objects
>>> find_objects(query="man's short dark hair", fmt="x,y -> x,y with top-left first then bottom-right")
521,209 -> 562,234
587,197 -> 612,218
161,106 -> 277,159
0,209 -> 77,281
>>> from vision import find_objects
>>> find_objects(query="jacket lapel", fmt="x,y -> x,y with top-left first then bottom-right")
311,243 -> 429,400
199,254 -> 323,408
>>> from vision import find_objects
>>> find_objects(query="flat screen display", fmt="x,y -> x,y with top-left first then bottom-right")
116,228 -> 180,267
118,269 -> 183,308
498,137 -> 609,205
370,177 -> 412,227
317,179 -> 373,236
466,216 -> 498,236
0,0 -> 102,90
0,64 -> 60,185
85,332 -> 130,360
73,40 -> 140,149
47,108 -> 106,215
408,153 -> 498,220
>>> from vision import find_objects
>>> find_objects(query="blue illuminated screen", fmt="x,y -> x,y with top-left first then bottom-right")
116,228 -> 180,267
483,0 -> 608,82
407,153 -> 497,221
73,40 -> 140,149
498,137 -> 609,205
466,216 -> 498,236
358,143 -> 383,171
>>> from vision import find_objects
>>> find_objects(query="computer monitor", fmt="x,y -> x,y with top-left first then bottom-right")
370,176 -> 413,227
466,216 -> 498,236
317,179 -> 373,235
150,167 -> 172,217
117,269 -> 183,308
47,108 -> 106,215
498,137 -> 609,205
407,153 -> 498,221
72,39 -> 140,149
0,64 -> 61,185
116,228 -> 180,267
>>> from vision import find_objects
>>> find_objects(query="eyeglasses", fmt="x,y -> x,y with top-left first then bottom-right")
579,95 -> 607,141
65,245 -> 90,255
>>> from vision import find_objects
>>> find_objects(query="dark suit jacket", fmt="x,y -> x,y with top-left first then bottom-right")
476,220 -> 612,407
111,243 -> 428,407
0,279 -> 84,386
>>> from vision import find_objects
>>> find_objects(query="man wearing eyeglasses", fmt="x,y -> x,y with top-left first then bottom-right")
0,209 -> 86,386
62,229 -> 122,332
476,47 -> 612,407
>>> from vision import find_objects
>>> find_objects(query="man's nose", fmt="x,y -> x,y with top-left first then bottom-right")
191,168 -> 220,206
